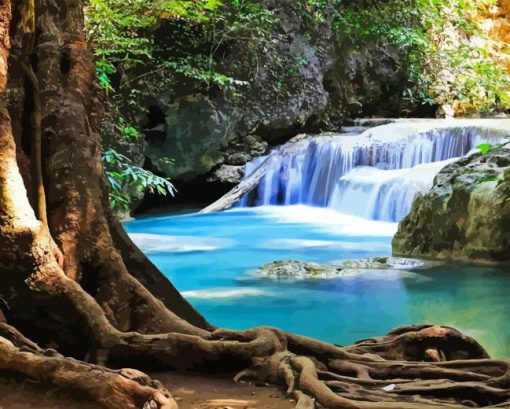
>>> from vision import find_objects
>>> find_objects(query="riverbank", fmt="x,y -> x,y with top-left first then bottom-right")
0,372 -> 293,409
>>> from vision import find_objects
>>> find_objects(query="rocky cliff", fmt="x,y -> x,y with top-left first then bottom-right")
119,0 -> 406,194
393,148 -> 510,263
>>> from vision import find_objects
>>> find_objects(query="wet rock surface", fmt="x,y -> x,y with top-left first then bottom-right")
207,165 -> 245,185
256,257 -> 431,280
338,256 -> 429,270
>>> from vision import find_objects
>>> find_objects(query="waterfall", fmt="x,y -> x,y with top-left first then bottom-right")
239,120 -> 509,222
328,160 -> 456,221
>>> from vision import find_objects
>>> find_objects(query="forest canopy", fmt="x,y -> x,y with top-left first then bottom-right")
85,0 -> 510,113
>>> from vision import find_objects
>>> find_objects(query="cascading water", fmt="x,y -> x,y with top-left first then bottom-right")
239,120 -> 509,222
328,160 -> 456,221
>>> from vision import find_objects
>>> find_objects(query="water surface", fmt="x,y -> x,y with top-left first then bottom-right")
125,206 -> 510,358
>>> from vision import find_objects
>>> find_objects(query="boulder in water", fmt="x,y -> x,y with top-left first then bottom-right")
257,260 -> 343,279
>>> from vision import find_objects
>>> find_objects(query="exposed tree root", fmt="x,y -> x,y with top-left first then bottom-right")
16,234 -> 510,409
17,251 -> 510,409
4,195 -> 510,409
0,323 -> 177,409
4,290 -> 510,409
344,324 -> 490,361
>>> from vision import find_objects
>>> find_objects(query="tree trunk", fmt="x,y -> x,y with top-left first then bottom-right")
2,1 -> 510,409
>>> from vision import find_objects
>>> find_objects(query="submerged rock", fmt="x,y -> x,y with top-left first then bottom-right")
393,149 -> 510,263
257,260 -> 343,279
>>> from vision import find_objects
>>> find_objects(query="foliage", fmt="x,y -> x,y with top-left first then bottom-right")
475,139 -> 510,184
86,0 -> 510,116
286,54 -> 311,78
86,0 -> 229,210
475,141 -> 510,185
102,148 -> 176,211
85,1 -> 276,210
160,57 -> 249,89
329,0 -> 510,115
85,0 -> 221,65
85,0 -> 274,93
114,116 -> 140,140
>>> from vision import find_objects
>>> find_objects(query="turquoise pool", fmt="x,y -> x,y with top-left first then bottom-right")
125,206 -> 510,358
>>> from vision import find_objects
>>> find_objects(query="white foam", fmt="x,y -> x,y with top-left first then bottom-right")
360,118 -> 510,144
238,118 -> 509,214
181,288 -> 273,299
233,205 -> 398,236
328,159 -> 457,221
128,233 -> 233,253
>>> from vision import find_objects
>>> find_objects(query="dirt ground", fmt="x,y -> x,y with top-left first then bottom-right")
0,371 -> 294,409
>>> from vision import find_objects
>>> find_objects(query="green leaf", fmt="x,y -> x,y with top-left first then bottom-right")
476,143 -> 492,155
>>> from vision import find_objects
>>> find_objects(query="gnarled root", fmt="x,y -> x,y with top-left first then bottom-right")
0,322 -> 177,409
345,324 -> 490,361
225,327 -> 510,409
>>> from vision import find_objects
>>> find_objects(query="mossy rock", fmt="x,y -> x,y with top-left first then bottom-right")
393,149 -> 510,263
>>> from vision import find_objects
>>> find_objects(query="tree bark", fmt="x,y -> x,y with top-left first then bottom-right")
2,1 -> 510,409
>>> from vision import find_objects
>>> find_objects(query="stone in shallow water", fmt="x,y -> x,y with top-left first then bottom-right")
338,256 -> 426,270
256,257 -> 437,280
257,260 -> 343,279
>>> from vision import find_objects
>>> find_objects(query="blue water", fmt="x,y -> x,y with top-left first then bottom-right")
125,205 -> 510,358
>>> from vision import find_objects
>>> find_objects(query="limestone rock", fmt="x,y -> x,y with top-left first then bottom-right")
393,149 -> 510,263
339,257 -> 428,270
128,0 -> 404,187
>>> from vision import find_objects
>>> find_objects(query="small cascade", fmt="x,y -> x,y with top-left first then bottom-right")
328,160 -> 456,222
239,119 -> 509,222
